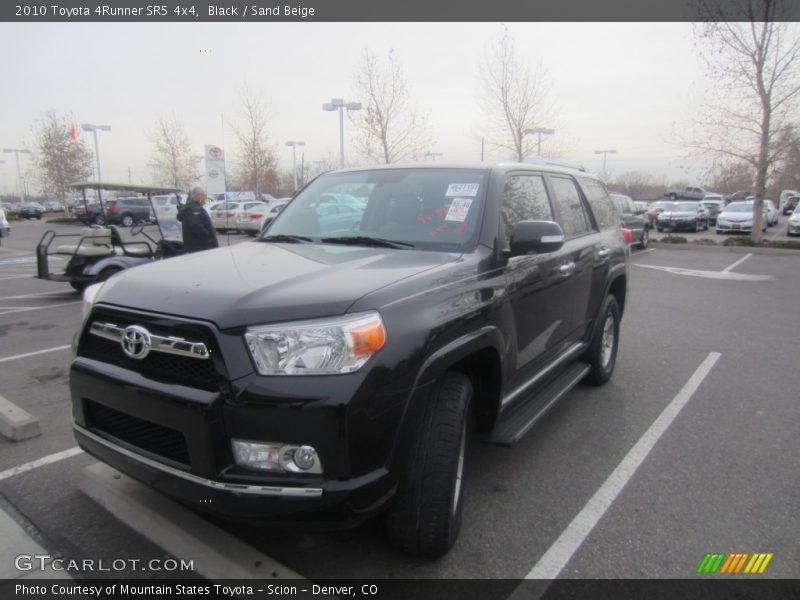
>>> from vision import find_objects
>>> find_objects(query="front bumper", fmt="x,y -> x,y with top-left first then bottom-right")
657,219 -> 699,231
716,221 -> 753,232
787,222 -> 800,236
70,315 -> 417,525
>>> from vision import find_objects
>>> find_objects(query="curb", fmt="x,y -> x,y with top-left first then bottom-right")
649,241 -> 800,255
0,395 -> 41,441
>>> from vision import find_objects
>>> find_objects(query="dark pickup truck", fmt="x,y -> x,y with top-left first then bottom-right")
71,163 -> 629,558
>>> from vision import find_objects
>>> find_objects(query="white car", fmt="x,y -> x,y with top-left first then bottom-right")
0,205 -> 10,246
210,201 -> 265,232
235,201 -> 289,236
715,202 -> 766,234
744,197 -> 779,226
787,205 -> 800,237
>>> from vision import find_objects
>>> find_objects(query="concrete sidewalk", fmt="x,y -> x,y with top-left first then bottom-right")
0,499 -> 70,580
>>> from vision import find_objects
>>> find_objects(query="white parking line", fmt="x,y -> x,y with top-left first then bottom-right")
0,302 -> 81,316
0,290 -> 76,301
0,345 -> 72,364
525,352 -> 721,580
0,447 -> 84,482
721,253 -> 752,273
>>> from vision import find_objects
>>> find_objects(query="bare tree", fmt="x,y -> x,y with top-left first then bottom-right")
32,110 -> 93,200
350,49 -> 434,164
770,124 -> 800,194
690,2 -> 800,241
231,85 -> 279,195
150,113 -> 199,189
607,171 -> 661,201
705,159 -> 756,195
480,25 -> 557,162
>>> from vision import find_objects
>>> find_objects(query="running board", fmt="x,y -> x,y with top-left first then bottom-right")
484,362 -> 591,447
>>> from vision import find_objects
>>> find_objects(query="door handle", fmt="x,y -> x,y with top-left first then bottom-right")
559,262 -> 576,276
597,248 -> 611,260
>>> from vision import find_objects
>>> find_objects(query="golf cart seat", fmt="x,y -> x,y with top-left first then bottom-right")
108,225 -> 154,257
54,227 -> 115,256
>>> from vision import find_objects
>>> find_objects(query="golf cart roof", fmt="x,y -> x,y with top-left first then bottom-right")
68,181 -> 183,194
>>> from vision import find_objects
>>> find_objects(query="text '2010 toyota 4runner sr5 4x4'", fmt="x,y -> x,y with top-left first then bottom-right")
71,163 -> 629,558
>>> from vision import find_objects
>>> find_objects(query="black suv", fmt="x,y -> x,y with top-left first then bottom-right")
71,163 -> 628,557
104,197 -> 154,226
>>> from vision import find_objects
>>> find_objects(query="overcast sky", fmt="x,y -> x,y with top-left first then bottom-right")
2,22 -> 714,195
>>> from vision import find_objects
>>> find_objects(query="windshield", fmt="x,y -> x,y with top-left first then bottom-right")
725,204 -> 751,213
673,202 -> 699,211
264,168 -> 487,251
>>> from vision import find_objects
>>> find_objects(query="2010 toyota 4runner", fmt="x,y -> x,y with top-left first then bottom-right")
71,163 -> 628,558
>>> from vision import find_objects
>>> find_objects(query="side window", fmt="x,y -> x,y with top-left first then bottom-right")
550,176 -> 593,237
500,174 -> 553,251
579,178 -> 620,230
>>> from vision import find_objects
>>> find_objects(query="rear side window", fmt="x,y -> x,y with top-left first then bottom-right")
549,176 -> 593,237
579,178 -> 620,230
500,174 -> 553,251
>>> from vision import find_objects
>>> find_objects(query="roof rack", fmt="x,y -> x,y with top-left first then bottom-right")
522,155 -> 588,172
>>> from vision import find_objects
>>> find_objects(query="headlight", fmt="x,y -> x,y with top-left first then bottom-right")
82,282 -> 105,321
245,311 -> 386,375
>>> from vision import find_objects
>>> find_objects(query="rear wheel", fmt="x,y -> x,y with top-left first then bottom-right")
95,267 -> 122,283
637,227 -> 649,249
583,295 -> 620,386
386,371 -> 472,558
69,281 -> 88,293
93,214 -> 105,226
120,214 -> 134,227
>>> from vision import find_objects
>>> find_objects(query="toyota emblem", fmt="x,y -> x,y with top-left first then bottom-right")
208,146 -> 223,160
121,325 -> 151,360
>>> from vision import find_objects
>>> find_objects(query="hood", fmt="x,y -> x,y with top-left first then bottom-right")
96,241 -> 459,329
659,210 -> 698,218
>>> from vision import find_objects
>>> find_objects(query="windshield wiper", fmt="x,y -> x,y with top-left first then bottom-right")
259,234 -> 314,244
320,236 -> 415,249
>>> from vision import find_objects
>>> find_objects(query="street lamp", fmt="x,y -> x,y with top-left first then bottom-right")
3,148 -> 31,201
594,149 -> 617,179
524,128 -> 555,156
81,123 -> 111,181
285,141 -> 306,192
322,98 -> 361,168
425,152 -> 443,161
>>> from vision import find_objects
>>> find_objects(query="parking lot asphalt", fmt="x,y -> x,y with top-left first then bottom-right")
0,218 -> 798,584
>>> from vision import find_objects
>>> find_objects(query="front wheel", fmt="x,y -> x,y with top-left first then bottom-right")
386,371 -> 472,558
120,214 -> 134,227
583,295 -> 621,386
637,227 -> 649,249
93,214 -> 105,226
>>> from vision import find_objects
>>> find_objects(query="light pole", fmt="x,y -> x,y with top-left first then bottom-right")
524,127 -> 555,156
594,149 -> 617,179
81,123 -> 111,181
322,98 -> 361,169
425,152 -> 443,161
3,148 -> 31,201
285,141 -> 305,192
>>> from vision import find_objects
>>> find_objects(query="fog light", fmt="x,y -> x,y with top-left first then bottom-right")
232,440 -> 323,474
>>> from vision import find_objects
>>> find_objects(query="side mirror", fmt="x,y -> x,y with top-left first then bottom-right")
510,220 -> 565,255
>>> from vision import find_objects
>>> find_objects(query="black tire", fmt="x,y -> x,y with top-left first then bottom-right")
93,214 -> 105,226
70,281 -> 88,293
656,226 -> 663,233
386,371 -> 472,558
246,231 -> 257,237
693,221 -> 700,233
583,295 -> 620,386
704,220 -> 709,231
637,227 -> 649,249
668,193 -> 677,200
121,214 -> 134,227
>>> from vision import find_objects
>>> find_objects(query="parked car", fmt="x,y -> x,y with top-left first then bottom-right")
234,201 -> 270,236
69,162 -> 629,558
644,200 -> 675,228
17,202 -> 45,219
787,205 -> 800,236
781,195 -> 799,216
778,189 -> 799,214
665,185 -> 705,201
700,197 -> 725,225
0,205 -> 10,245
656,201 -> 709,232
609,193 -> 649,249
104,197 -> 155,227
210,201 -> 265,232
43,201 -> 65,212
715,201 -> 767,234
744,198 -> 779,226
73,202 -> 105,225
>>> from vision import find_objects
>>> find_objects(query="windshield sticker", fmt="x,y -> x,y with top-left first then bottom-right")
445,183 -> 480,197
445,198 -> 472,222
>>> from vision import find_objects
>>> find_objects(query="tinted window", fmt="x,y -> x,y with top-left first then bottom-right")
580,178 -> 618,230
550,176 -> 593,237
500,174 -> 553,251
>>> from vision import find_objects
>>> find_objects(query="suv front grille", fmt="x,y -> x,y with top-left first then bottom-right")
78,314 -> 220,392
85,400 -> 190,467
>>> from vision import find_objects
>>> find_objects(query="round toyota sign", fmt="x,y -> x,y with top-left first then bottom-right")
208,146 -> 223,160
121,325 -> 151,360
208,169 -> 219,179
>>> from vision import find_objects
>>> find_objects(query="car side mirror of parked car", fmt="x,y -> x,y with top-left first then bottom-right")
510,221 -> 565,256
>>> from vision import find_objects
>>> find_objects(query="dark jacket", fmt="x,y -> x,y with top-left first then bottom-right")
178,200 -> 218,253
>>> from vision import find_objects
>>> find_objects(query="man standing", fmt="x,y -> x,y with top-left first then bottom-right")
179,187 -> 219,252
